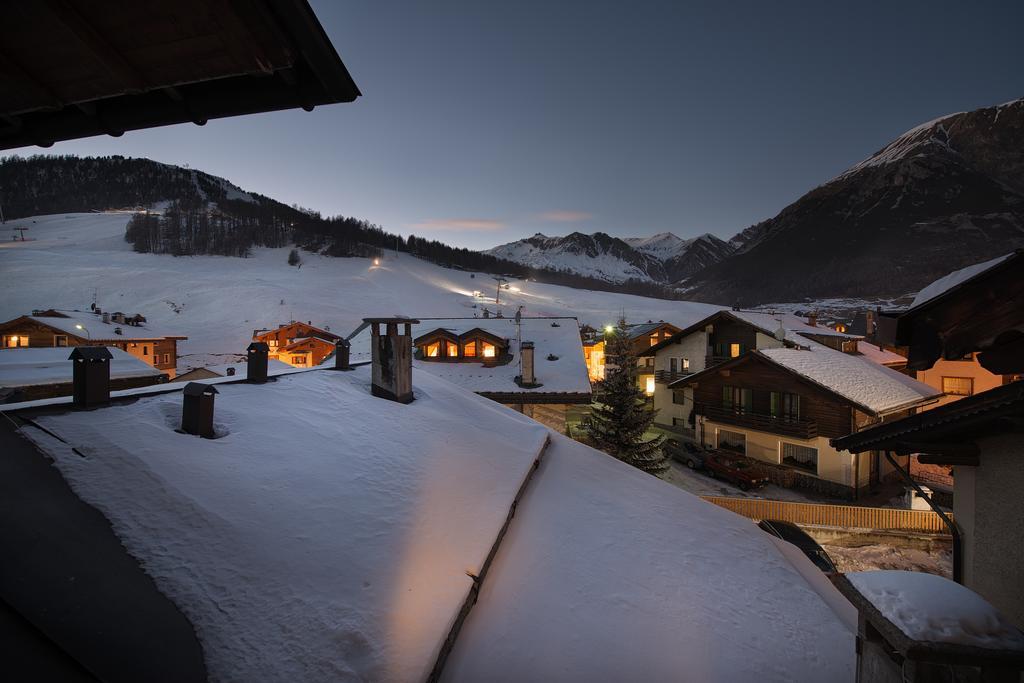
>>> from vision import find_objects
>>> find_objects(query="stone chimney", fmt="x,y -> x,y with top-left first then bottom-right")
517,341 -> 538,387
807,311 -> 818,327
334,338 -> 352,371
181,382 -> 218,438
102,311 -> 110,324
246,342 -> 269,383
69,347 -> 113,407
364,317 -> 418,403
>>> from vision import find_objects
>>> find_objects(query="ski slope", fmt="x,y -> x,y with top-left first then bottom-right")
0,213 -> 722,369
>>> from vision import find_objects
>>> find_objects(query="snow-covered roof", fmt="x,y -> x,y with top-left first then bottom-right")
854,341 -> 907,367
909,253 -> 1015,309
760,341 -> 939,415
21,368 -> 856,680
0,346 -> 165,388
729,309 -> 860,343
357,317 -> 592,397
25,309 -> 186,340
846,571 -> 1024,651
172,359 -> 293,381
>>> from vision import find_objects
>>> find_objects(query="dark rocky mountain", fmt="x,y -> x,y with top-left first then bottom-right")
488,230 -> 734,284
685,98 -> 1024,305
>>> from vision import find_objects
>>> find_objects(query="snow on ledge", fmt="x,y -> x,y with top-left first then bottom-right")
846,571 -> 1024,651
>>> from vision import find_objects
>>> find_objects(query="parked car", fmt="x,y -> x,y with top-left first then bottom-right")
703,453 -> 768,491
664,438 -> 706,469
757,520 -> 838,574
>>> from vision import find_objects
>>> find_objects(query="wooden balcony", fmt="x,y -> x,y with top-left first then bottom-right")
654,369 -> 692,385
697,403 -> 818,439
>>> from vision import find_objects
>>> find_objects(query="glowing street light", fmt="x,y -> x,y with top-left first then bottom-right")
74,323 -> 91,339
604,324 -> 615,335
372,258 -> 380,267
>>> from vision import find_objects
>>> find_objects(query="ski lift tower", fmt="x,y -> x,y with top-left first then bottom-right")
492,276 -> 508,305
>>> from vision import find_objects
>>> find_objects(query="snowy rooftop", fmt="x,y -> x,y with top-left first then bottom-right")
730,310 -> 860,343
909,253 -> 1015,309
355,317 -> 592,397
25,309 -> 186,341
760,341 -> 939,415
20,368 -> 855,681
0,346 -> 164,388
854,341 -> 907,367
846,571 -> 1024,651
173,359 -> 294,381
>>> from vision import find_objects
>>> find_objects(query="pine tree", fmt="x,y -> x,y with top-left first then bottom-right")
287,248 -> 301,267
585,318 -> 669,477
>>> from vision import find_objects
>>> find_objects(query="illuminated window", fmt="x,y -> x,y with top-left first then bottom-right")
645,376 -> 655,395
292,355 -> 307,365
425,342 -> 440,357
482,342 -> 496,358
4,335 -> 28,347
268,339 -> 278,347
729,343 -> 741,358
464,341 -> 477,357
650,335 -> 659,346
683,358 -> 690,370
446,342 -> 459,357
942,377 -> 973,396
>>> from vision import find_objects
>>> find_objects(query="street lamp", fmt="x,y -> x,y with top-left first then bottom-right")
75,323 -> 91,340
604,324 -> 615,335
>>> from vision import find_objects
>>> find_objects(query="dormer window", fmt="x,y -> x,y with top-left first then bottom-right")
447,342 -> 459,358
482,342 -> 496,358
414,327 -> 508,363
425,341 -> 441,357
464,341 -> 477,357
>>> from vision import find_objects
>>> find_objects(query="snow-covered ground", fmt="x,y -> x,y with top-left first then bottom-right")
0,213 -> 722,371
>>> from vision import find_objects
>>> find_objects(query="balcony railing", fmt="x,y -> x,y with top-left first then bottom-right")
654,369 -> 692,385
697,403 -> 818,439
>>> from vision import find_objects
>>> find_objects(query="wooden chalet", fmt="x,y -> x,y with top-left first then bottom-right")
252,321 -> 341,367
582,320 -> 681,384
0,309 -> 186,378
834,251 -> 1024,625
675,343 -> 939,498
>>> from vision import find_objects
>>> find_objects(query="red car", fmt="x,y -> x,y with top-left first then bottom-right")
704,453 -> 768,491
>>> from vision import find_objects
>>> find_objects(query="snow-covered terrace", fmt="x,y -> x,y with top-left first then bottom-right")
13,367 -> 856,681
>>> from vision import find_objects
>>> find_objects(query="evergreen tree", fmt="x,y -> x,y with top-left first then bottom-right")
585,318 -> 669,477
288,248 -> 301,267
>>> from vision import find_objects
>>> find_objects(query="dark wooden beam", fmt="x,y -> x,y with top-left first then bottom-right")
916,453 -> 981,467
891,441 -> 980,458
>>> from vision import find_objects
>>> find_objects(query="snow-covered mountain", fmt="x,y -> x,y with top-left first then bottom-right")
487,231 -> 734,284
688,97 -> 1024,304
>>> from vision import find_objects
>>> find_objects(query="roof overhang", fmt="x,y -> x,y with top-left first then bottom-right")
831,381 -> 1024,461
0,0 -> 360,150
876,251 -> 1024,373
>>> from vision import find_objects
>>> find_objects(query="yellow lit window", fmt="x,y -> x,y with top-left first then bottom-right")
645,376 -> 656,395
730,343 -> 741,358
426,342 -> 440,357
482,342 -> 496,358
4,335 -> 28,347
650,335 -> 658,346
447,342 -> 459,357
464,341 -> 477,357
942,376 -> 973,396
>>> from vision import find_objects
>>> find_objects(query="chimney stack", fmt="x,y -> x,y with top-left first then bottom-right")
364,317 -> 419,403
517,341 -> 539,387
246,342 -> 269,383
181,383 -> 218,438
102,311 -> 110,324
334,338 -> 352,371
807,311 -> 818,327
69,347 -> 113,407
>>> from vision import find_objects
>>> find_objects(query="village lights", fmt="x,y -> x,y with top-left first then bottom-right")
74,323 -> 91,339
373,258 -> 380,266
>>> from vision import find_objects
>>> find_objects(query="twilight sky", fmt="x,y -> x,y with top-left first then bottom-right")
3,0 -> 1022,250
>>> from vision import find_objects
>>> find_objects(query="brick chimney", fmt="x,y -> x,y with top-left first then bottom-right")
69,347 -> 113,407
364,317 -> 419,403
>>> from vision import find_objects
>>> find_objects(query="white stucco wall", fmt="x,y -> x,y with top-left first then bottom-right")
955,434 -> 1024,628
651,330 -> 707,428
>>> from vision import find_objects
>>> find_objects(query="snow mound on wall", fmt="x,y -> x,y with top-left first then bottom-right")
847,571 -> 1024,650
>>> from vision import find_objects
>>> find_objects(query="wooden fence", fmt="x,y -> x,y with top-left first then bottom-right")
700,496 -> 952,534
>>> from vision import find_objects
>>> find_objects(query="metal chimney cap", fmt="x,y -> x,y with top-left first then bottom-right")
69,347 -> 113,361
183,382 -> 219,396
